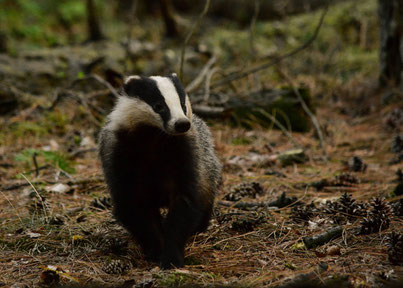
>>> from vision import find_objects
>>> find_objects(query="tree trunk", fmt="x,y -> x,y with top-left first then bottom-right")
86,0 -> 105,42
0,31 -> 7,53
172,0 -> 345,24
160,0 -> 179,38
378,0 -> 403,87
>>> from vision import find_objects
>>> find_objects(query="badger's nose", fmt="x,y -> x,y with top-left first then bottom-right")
174,119 -> 191,133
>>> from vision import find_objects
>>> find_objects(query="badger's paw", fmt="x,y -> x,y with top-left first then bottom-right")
160,248 -> 184,269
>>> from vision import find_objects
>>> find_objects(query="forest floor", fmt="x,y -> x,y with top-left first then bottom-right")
0,0 -> 402,286
0,85 -> 402,287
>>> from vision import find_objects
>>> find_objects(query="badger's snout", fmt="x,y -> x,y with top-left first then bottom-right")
174,118 -> 191,133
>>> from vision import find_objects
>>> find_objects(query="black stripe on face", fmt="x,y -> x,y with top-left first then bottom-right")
168,74 -> 187,115
123,76 -> 171,126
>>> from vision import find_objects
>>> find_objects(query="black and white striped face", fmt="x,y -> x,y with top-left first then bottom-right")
107,73 -> 192,134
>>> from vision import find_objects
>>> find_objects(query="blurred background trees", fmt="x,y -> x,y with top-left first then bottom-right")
378,0 -> 402,88
0,0 -> 401,94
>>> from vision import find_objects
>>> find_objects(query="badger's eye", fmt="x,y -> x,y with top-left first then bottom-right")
153,103 -> 164,112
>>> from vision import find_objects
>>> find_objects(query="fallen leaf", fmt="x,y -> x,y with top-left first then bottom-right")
46,183 -> 72,194
26,231 -> 41,238
327,245 -> 341,256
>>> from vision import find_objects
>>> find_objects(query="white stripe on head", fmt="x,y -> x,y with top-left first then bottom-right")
124,75 -> 141,84
150,76 -> 188,125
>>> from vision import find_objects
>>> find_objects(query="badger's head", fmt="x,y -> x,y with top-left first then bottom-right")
107,73 -> 193,135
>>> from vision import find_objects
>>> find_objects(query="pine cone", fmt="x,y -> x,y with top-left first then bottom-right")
91,196 -> 112,210
230,211 -> 266,232
338,193 -> 356,214
360,197 -> 392,235
386,232 -> 403,265
392,135 -> 403,154
396,169 -> 403,183
291,202 -> 316,223
102,237 -> 129,255
348,156 -> 367,172
224,182 -> 264,201
391,199 -> 403,217
102,259 -> 132,274
333,173 -> 359,186
385,108 -> 403,132
28,197 -> 50,215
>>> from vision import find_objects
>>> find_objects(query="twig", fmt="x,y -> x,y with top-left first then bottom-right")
192,105 -> 225,118
186,56 -> 217,93
303,226 -> 343,249
20,173 -> 48,222
32,151 -> 39,178
69,147 -> 97,158
249,0 -> 260,58
254,108 -> 302,149
218,191 -> 302,210
276,262 -> 329,288
211,5 -> 328,89
278,69 -> 328,161
123,0 -> 139,73
203,66 -> 220,104
2,176 -> 104,191
88,74 -> 121,98
179,0 -> 211,79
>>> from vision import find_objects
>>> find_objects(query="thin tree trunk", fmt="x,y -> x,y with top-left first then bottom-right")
86,0 -> 105,42
378,0 -> 403,87
160,0 -> 179,38
0,31 -> 7,53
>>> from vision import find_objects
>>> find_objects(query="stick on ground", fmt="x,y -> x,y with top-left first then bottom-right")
303,226 -> 343,249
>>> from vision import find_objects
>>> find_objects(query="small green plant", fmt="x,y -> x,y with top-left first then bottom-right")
11,122 -> 47,137
231,137 -> 253,145
44,111 -> 69,133
14,148 -> 75,174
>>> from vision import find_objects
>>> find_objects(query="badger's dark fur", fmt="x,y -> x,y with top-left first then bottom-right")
99,74 -> 221,268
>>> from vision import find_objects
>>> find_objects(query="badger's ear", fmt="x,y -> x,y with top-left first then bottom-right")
123,75 -> 143,96
169,72 -> 178,80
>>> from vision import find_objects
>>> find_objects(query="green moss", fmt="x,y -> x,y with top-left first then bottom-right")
231,137 -> 254,145
43,111 -> 69,134
156,272 -> 190,287
230,87 -> 314,132
14,148 -> 75,174
184,255 -> 203,266
10,122 -> 48,137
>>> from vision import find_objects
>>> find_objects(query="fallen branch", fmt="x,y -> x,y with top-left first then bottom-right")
218,192 -> 299,210
275,262 -> 329,288
303,226 -> 343,249
69,147 -> 97,158
210,5 -> 328,89
278,69 -> 328,161
179,0 -> 211,79
2,177 -> 104,191
87,74 -> 121,99
192,105 -> 226,118
203,66 -> 220,104
186,56 -> 216,92
254,108 -> 302,149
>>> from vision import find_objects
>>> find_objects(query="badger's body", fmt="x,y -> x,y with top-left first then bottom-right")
99,74 -> 221,268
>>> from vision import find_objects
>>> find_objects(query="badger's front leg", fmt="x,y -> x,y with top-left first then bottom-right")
161,194 -> 206,269
113,200 -> 164,263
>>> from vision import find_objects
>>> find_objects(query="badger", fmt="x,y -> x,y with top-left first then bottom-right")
98,73 -> 222,269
